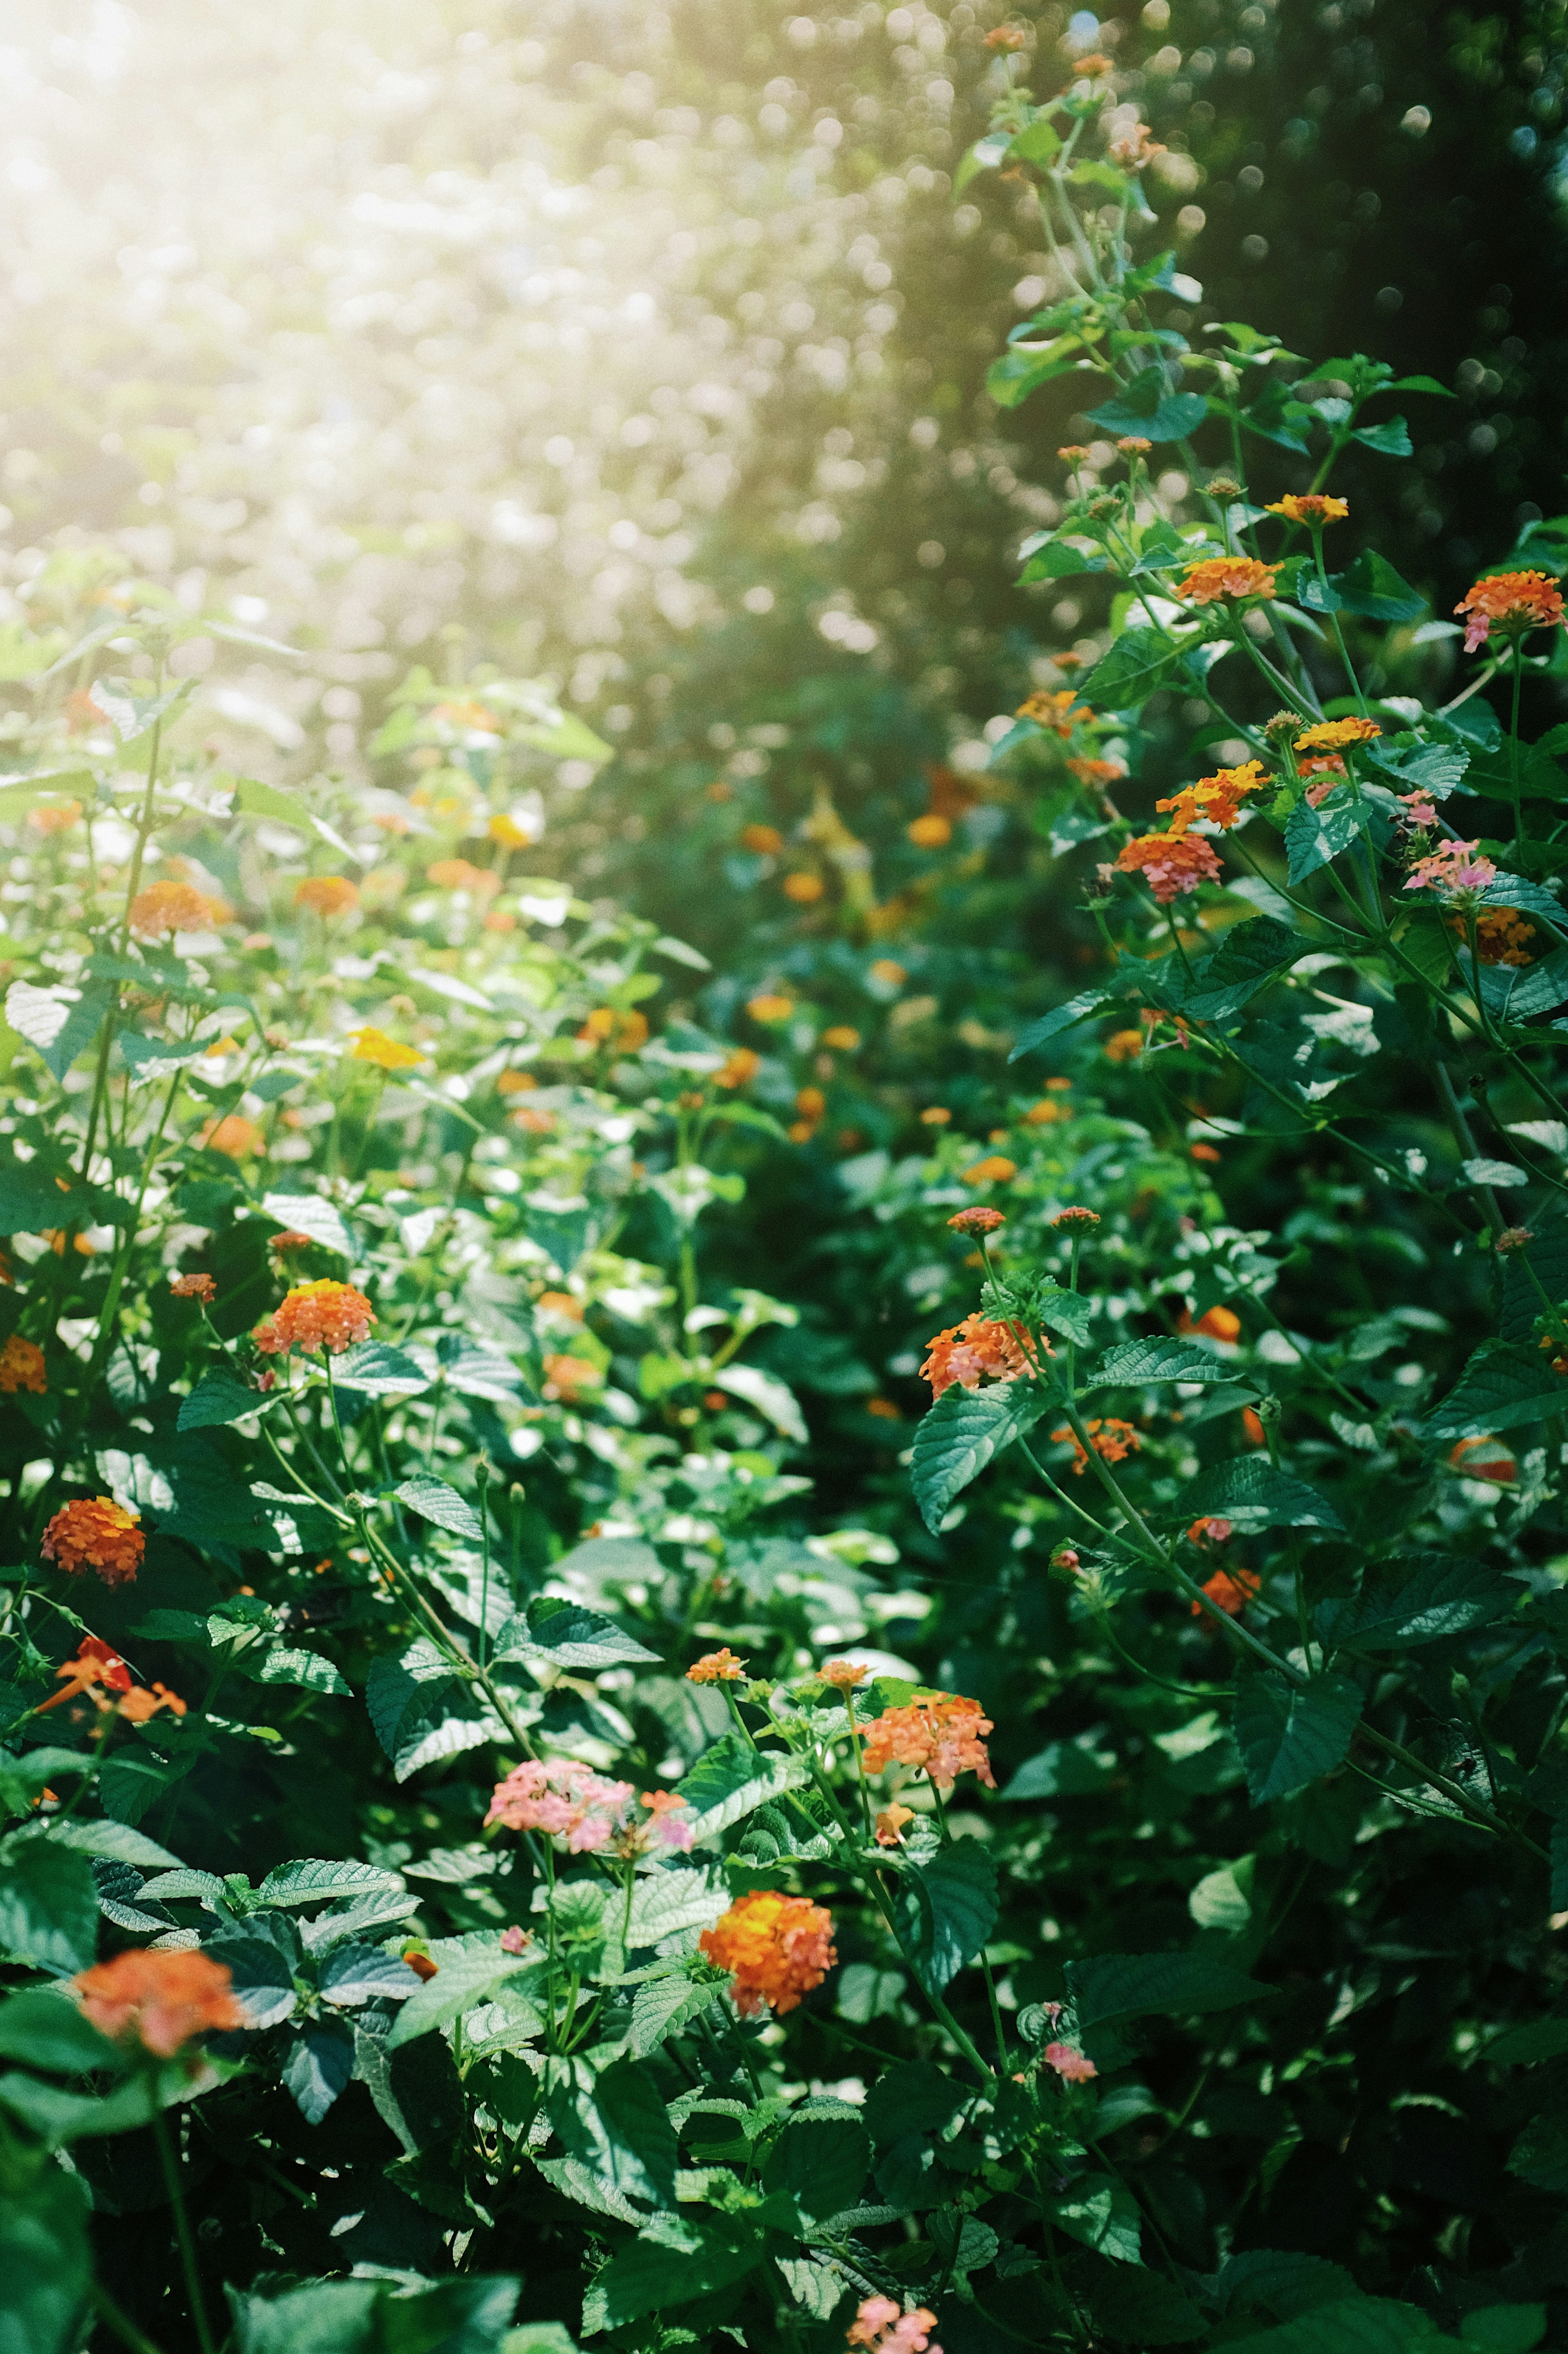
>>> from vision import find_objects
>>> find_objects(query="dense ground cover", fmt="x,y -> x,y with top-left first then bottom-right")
6,7 -> 1568,2354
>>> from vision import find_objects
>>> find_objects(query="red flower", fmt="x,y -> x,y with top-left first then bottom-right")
74,1948 -> 242,2056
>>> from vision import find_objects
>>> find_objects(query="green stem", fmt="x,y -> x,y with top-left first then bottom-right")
89,2284 -> 169,2354
153,2107 -> 216,2354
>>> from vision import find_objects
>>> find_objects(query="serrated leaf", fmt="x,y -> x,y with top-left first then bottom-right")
899,1840 -> 997,1996
1079,626 -> 1183,715
1234,1671 -> 1363,1803
1181,1456 -> 1344,1532
545,2055 -> 678,2209
260,1190 -> 353,1255
628,1972 -> 722,2055
246,1647 -> 351,1697
44,1820 -> 183,1870
675,1734 -> 809,1843
205,1927 -> 300,2030
1010,985 -> 1115,1061
318,1943 -> 422,2006
911,1380 -> 1048,1534
330,1340 -> 431,1396
1286,791 -> 1364,883
0,1839 -> 98,1976
580,2217 -> 763,2335
1423,1342 -> 1568,1440
624,1866 -> 728,1949
258,1857 -> 407,1908
177,1367 -> 268,1430
387,1940 -> 538,2047
1068,1950 -> 1266,2027
498,1598 -> 660,1671
1087,1337 -> 1246,1387
1316,1553 -> 1513,1649
394,1475 -> 483,1540
0,1988 -> 124,2075
282,2017 -> 355,2123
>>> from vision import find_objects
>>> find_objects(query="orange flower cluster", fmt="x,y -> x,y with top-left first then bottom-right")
686,1647 -> 749,1683
1293,717 -> 1380,756
578,1007 -> 650,1052
962,1154 -> 1017,1186
1474,909 -> 1536,967
908,813 -> 952,847
1017,688 -> 1087,735
0,1335 -> 45,1393
1066,756 -> 1125,787
1192,1567 -> 1262,1619
42,1496 -> 144,1585
1115,829 -> 1223,903
295,875 -> 360,917
128,880 -> 225,937
1107,123 -> 1163,170
268,1228 -> 313,1257
1155,758 -> 1268,837
74,1948 -> 242,2057
41,1637 -> 188,1725
861,1692 -> 996,1792
1052,1418 -> 1140,1475
740,823 -> 784,854
199,1115 -> 265,1160
30,799 -> 82,835
1455,568 -> 1565,654
254,1279 -> 375,1357
920,1313 -> 1035,1398
822,1024 -> 861,1052
875,1803 -> 915,1847
1265,493 -> 1348,526
948,1206 -> 1006,1237
713,1047 -> 761,1089
1176,557 -> 1281,606
700,1890 -> 836,2016
426,857 -> 497,892
746,993 -> 794,1024
541,1352 -> 600,1402
783,871 -> 824,902
169,1272 -> 216,1303
1178,1305 -> 1241,1341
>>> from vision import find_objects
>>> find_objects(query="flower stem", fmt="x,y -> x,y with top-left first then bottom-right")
153,2108 -> 216,2354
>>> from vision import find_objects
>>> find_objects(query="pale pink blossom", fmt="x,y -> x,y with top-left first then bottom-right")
486,1759 -> 634,1852
1404,838 -> 1497,896
1044,2041 -> 1098,2083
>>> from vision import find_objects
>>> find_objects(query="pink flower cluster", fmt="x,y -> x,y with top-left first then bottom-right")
1404,839 -> 1497,897
847,2299 -> 943,2354
485,1760 -> 693,1855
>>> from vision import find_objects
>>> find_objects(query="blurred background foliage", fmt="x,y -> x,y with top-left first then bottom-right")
3,0 -> 1568,992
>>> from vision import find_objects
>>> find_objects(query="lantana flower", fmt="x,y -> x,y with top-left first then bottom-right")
847,2299 -> 943,2354
1115,829 -> 1223,903
686,1647 -> 749,1683
1293,717 -> 1380,756
861,1693 -> 996,1792
1016,688 -> 1087,734
74,1949 -> 243,2057
1454,568 -> 1565,655
485,1759 -> 635,1853
348,1027 -> 427,1069
1404,840 -> 1498,897
1175,557 -> 1282,606
169,1272 -> 216,1303
254,1280 -> 375,1357
128,880 -> 226,937
42,1497 -> 145,1586
1265,493 -> 1348,526
699,1890 -> 836,2016
1155,758 -> 1268,837
0,1335 -> 46,1393
1052,1417 -> 1140,1475
1044,2042 -> 1098,2083
295,876 -> 360,917
920,1313 -> 1037,1398
1193,1567 -> 1262,1618
1473,909 -> 1536,966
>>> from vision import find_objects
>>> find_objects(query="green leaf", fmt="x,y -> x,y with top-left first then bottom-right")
1316,1553 -> 1513,1649
1181,1456 -> 1345,1532
1286,790 -> 1364,884
1218,2249 -> 1356,2321
1000,1735 -> 1119,1800
1234,1671 -> 1363,1803
387,1942 -> 539,2049
580,2217 -> 763,2334
1010,985 -> 1115,1060
259,1189 -> 353,1256
0,1150 -> 85,1236
900,1840 -> 997,1995
1036,1287 -> 1094,1346
1045,2170 -> 1142,2263
1078,626 -> 1183,715
1087,387 -> 1208,443
0,1988 -> 124,2075
1068,1950 -> 1266,2027
1087,2263 -> 1207,2343
1423,1343 -> 1568,1440
393,1475 -> 483,1541
282,2017 -> 355,2123
247,1647 -> 351,1697
707,1362 -> 807,1443
544,2055 -> 678,2208
674,1733 -> 809,1843
258,1857 -> 408,1908
1181,915 -> 1313,1021
628,1972 -> 721,2055
178,1367 -> 268,1430
205,1926 -> 301,2029
863,2059 -> 965,2146
0,2128 -> 92,2354
1321,551 -> 1427,622
1087,1337 -> 1246,1388
954,128 -> 1015,192
762,2110 -> 870,2225
1352,414 -> 1413,456
1203,2294 -> 1461,2353
0,1839 -> 98,1975
623,1866 -> 728,1948
1460,2309 -> 1547,2354
330,1341 -> 431,1396
910,1380 -> 1047,1534
496,1598 -> 660,1671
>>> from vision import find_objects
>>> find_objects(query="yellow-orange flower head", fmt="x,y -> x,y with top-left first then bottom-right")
1293,717 -> 1381,755
1455,568 -> 1565,654
861,1693 -> 996,1793
129,880 -> 224,938
699,1890 -> 836,2016
1176,557 -> 1282,606
254,1279 -> 375,1358
74,1948 -> 243,2057
0,1335 -> 45,1393
294,875 -> 360,917
1265,494 -> 1348,526
348,1027 -> 426,1070
686,1647 -> 749,1684
1155,759 -> 1268,838
42,1496 -> 144,1586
